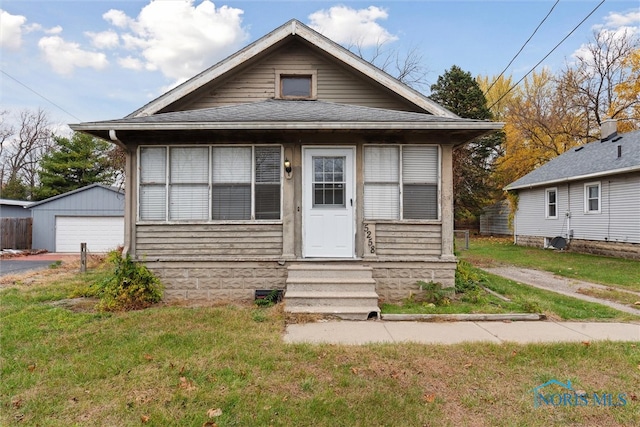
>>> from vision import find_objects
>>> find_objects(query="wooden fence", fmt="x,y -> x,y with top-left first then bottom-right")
1,217 -> 32,250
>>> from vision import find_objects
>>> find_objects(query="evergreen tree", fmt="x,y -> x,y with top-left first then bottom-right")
429,65 -> 504,221
35,132 -> 115,200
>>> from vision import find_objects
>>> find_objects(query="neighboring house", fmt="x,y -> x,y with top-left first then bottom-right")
506,119 -> 640,260
70,20 -> 501,318
479,200 -> 511,236
0,199 -> 32,218
1,199 -> 33,250
29,184 -> 124,253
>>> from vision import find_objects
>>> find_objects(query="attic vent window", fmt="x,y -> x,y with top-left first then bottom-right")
276,70 -> 317,100
282,76 -> 311,97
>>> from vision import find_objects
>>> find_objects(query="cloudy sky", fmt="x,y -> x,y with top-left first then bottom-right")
1,0 -> 638,129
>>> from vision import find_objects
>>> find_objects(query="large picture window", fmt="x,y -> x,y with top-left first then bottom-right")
138,145 -> 281,221
364,145 -> 439,220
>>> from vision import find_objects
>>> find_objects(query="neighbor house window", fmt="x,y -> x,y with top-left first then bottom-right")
276,70 -> 317,99
364,145 -> 439,220
545,188 -> 557,219
584,182 -> 600,213
138,145 -> 281,221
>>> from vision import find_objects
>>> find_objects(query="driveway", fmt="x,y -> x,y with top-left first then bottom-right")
0,260 -> 55,276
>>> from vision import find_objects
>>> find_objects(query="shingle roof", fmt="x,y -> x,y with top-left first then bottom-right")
72,99 -> 500,131
506,129 -> 640,190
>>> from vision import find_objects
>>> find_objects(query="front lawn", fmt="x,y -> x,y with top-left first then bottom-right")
1,267 -> 639,426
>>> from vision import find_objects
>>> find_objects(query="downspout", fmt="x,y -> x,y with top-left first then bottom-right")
566,182 -> 571,243
109,130 -> 132,257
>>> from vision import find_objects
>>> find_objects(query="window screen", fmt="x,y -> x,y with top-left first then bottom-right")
402,146 -> 438,220
212,147 -> 251,220
255,147 -> 281,219
169,147 -> 209,220
140,147 -> 166,221
281,76 -> 311,98
364,146 -> 399,219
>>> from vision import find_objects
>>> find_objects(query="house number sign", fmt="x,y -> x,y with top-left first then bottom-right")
363,223 -> 376,254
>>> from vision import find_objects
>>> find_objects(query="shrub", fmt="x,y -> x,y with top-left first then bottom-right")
91,250 -> 163,311
455,260 -> 482,293
416,281 -> 454,306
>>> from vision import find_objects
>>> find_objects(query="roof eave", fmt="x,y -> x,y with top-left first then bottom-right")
505,164 -> 640,190
71,121 -> 503,132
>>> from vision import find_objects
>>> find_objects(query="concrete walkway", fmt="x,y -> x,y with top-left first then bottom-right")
284,320 -> 640,345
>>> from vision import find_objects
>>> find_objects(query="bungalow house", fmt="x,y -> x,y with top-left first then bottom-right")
70,19 -> 502,318
506,119 -> 640,260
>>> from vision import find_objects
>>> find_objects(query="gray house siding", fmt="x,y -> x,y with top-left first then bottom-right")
30,185 -> 124,252
479,201 -> 511,236
515,172 -> 640,252
0,202 -> 31,218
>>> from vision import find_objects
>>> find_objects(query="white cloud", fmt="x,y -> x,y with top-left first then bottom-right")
86,30 -> 119,49
118,55 -> 144,70
0,9 -> 27,50
103,9 -> 133,29
308,5 -> 398,48
104,0 -> 248,82
38,36 -> 108,75
45,25 -> 63,35
602,10 -> 640,29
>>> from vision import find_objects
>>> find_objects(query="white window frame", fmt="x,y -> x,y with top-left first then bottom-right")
275,69 -> 317,100
137,145 -> 283,223
584,181 -> 601,214
363,144 -> 441,221
545,187 -> 558,219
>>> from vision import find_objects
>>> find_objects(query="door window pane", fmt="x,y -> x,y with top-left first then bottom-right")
313,156 -> 346,207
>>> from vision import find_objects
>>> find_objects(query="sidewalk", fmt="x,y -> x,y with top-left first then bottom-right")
284,320 -> 640,345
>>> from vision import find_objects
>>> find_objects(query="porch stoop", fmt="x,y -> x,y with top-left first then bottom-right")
284,264 -> 381,321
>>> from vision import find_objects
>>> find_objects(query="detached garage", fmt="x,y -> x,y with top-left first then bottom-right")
29,184 -> 124,253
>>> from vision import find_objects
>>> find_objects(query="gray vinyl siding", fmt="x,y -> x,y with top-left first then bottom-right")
178,40 -> 418,112
135,223 -> 284,258
515,185 -> 568,239
515,172 -> 640,244
0,204 -> 31,218
30,186 -> 124,252
374,223 -> 442,256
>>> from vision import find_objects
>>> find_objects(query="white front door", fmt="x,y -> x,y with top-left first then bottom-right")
303,147 -> 355,258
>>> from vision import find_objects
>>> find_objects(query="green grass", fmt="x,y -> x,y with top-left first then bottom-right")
461,237 -> 640,291
1,272 -> 640,427
381,267 -> 639,322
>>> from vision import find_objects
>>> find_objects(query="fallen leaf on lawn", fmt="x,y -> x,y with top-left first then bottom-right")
350,367 -> 359,375
202,422 -> 217,427
207,408 -> 223,418
27,364 -> 36,372
511,350 -> 517,357
141,415 -> 150,423
143,354 -> 153,361
630,394 -> 637,401
423,393 -> 436,403
179,376 -> 197,391
634,301 -> 640,306
464,363 -> 473,368
11,398 -> 22,409
581,341 -> 590,347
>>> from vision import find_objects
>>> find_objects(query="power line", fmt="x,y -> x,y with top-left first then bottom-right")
0,69 -> 83,122
484,0 -> 560,96
488,0 -> 606,111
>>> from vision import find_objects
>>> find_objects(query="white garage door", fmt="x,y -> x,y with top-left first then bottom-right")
55,216 -> 124,253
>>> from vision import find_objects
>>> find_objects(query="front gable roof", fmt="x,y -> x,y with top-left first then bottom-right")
506,129 -> 640,190
128,19 -> 456,119
27,184 -> 124,209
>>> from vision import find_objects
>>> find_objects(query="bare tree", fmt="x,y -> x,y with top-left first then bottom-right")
0,109 -> 54,199
559,28 -> 640,136
347,38 -> 430,92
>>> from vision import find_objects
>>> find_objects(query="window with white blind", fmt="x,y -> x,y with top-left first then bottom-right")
364,145 -> 439,220
138,145 -> 281,221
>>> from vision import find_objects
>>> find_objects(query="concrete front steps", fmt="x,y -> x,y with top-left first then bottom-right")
284,264 -> 380,321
